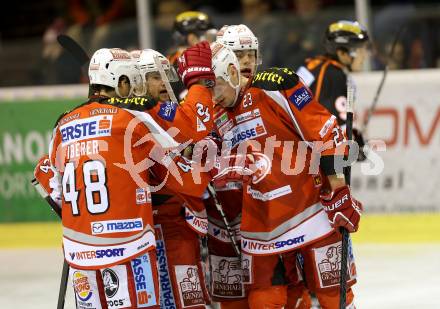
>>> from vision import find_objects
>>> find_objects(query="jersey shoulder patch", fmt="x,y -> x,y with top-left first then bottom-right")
251,67 -> 300,91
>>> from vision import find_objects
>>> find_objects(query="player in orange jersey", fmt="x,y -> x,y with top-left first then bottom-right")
35,46 -> 218,309
202,24 -> 263,309
209,42 -> 362,309
130,45 -> 215,308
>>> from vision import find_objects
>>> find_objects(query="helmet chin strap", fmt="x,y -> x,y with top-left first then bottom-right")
227,65 -> 241,104
229,79 -> 240,103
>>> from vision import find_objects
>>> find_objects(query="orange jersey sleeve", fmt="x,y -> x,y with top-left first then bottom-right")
148,85 -> 214,144
252,68 -> 345,175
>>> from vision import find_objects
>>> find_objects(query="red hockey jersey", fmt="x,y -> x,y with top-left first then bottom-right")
213,68 -> 345,255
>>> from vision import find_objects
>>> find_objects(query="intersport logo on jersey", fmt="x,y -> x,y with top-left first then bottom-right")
242,235 -> 305,253
69,248 -> 126,261
60,115 -> 113,146
91,218 -> 143,235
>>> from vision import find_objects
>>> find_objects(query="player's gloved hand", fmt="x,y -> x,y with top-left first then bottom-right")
320,185 -> 363,233
210,154 -> 255,188
32,155 -> 53,198
353,128 -> 367,161
177,41 -> 215,89
31,154 -> 62,216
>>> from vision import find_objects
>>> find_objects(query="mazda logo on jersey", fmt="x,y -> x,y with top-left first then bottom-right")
91,218 -> 143,235
92,222 -> 104,234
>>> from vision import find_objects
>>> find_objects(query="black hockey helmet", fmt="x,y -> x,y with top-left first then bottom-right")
173,11 -> 213,40
324,20 -> 369,55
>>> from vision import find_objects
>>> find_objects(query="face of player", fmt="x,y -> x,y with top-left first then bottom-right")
145,72 -> 169,101
350,46 -> 368,72
213,65 -> 240,108
337,46 -> 368,71
234,49 -> 257,78
117,77 -> 131,97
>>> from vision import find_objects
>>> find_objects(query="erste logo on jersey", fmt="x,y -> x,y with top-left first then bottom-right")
60,115 -> 113,145
130,254 -> 158,307
289,87 -> 312,110
91,218 -> 144,235
225,116 -> 267,148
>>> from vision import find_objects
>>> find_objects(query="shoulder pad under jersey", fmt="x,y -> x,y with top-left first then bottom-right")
53,110 -> 72,129
251,67 -> 300,91
53,98 -> 95,128
103,96 -> 159,111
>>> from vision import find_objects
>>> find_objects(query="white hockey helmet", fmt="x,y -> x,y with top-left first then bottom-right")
88,48 -> 141,98
131,49 -> 178,96
210,42 -> 241,101
216,24 -> 262,65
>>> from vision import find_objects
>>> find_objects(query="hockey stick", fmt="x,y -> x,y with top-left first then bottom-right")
31,178 -> 69,309
47,35 -> 92,309
155,54 -> 241,256
339,77 -> 355,309
57,34 -> 90,66
57,34 -> 93,96
207,184 -> 241,257
361,26 -> 406,133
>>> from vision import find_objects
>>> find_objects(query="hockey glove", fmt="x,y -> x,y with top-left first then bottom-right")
32,155 -> 53,199
321,185 -> 363,233
32,154 -> 62,216
177,41 -> 215,89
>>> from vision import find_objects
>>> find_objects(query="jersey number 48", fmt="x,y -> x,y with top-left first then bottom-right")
62,160 -> 109,215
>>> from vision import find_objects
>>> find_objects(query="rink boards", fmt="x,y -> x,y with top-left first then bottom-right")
1,213 -> 439,248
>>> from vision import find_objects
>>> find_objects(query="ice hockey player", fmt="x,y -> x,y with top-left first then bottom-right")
209,42 -> 363,308
296,20 -> 370,161
130,45 -> 216,308
169,11 -> 216,65
216,24 -> 262,79
168,11 -> 216,100
203,24 -> 261,309
33,47 -> 221,309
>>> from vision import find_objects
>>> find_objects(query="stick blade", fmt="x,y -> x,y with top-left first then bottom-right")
57,34 -> 90,66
